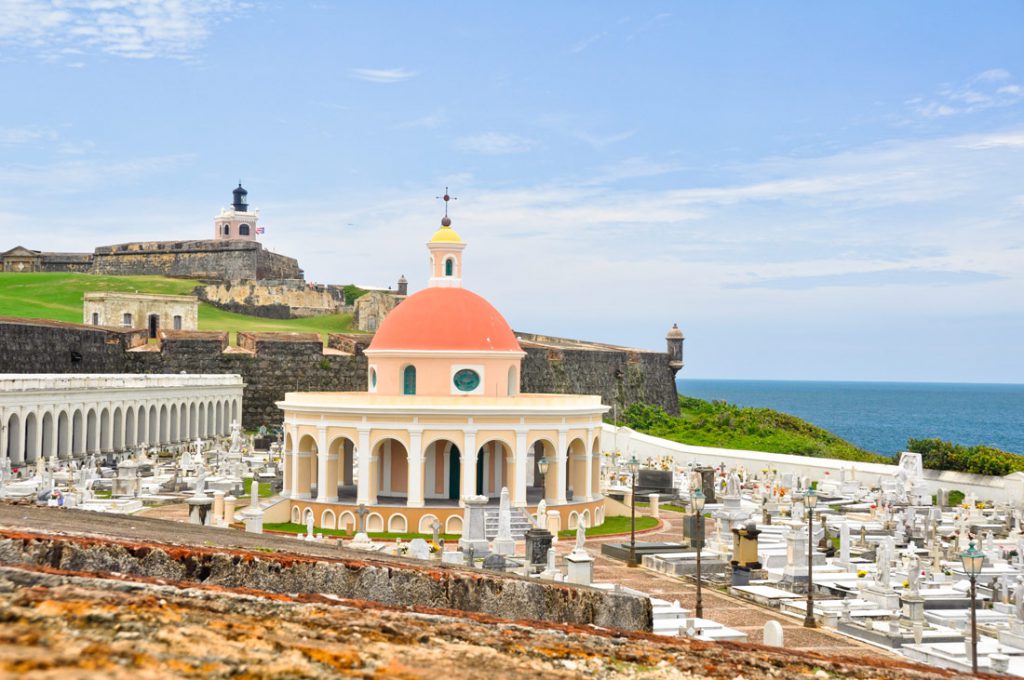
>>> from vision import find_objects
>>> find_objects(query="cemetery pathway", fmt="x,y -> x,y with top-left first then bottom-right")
572,510 -> 903,661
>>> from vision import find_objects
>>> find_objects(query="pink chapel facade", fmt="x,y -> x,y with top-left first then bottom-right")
276,215 -> 608,535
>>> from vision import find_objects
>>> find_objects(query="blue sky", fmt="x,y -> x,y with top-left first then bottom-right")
1,1 -> 1023,383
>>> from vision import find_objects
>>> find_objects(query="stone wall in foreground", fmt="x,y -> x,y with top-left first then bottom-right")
89,239 -> 303,281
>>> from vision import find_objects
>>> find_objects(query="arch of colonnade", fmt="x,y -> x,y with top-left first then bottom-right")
0,375 -> 244,465
281,423 -> 603,510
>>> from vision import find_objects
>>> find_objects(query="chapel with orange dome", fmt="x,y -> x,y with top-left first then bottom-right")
275,208 -> 609,536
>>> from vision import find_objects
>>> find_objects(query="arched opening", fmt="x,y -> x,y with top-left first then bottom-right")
231,399 -> 239,424
178,403 -> 187,442
366,512 -> 384,533
445,515 -> 463,535
330,436 -> 356,501
173,315 -> 182,330
6,413 -> 22,464
124,407 -> 135,448
444,258 -> 454,276
321,509 -> 336,530
23,412 -> 38,463
295,434 -> 317,498
190,402 -> 198,439
86,409 -> 98,454
507,366 -> 517,396
148,405 -> 158,446
374,438 -> 409,501
72,409 -> 84,456
567,437 -> 588,502
159,405 -> 169,445
239,224 -> 250,236
147,314 -> 159,339
112,408 -> 123,450
169,404 -> 178,442
99,408 -> 111,452
402,365 -> 416,395
424,439 -> 460,502
57,411 -> 70,458
418,514 -> 440,534
388,514 -> 408,533
41,411 -> 54,459
223,224 -> 230,236
136,407 -> 146,449
475,439 -> 511,499
528,438 -> 557,503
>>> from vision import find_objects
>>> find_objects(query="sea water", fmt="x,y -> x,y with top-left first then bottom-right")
677,379 -> 1024,457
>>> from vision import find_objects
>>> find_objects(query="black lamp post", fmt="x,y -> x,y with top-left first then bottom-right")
960,540 -> 984,674
804,487 -> 818,628
628,454 -> 640,567
692,487 -> 705,618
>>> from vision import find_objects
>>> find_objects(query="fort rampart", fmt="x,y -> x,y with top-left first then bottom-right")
0,319 -> 680,429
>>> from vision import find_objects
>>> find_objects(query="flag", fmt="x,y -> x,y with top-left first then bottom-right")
255,226 -> 265,234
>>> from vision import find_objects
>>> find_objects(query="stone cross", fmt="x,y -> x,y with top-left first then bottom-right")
356,503 -> 369,534
306,512 -> 314,540
430,519 -> 441,544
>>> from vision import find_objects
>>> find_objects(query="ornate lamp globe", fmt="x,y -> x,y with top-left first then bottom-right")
692,488 -> 706,513
805,488 -> 818,508
628,455 -> 640,475
960,541 -> 985,577
537,457 -> 549,476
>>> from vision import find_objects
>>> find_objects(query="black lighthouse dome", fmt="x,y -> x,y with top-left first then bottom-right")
232,183 -> 248,211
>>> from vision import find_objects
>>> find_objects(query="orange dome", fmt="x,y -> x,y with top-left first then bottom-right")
368,287 -> 522,353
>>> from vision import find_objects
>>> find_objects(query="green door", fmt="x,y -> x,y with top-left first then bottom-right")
448,446 -> 461,500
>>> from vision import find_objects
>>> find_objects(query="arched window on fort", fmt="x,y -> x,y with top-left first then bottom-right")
444,258 -> 454,276
222,224 -> 230,235
403,365 -> 416,395
173,315 -> 182,330
122,313 -> 132,327
239,224 -> 250,236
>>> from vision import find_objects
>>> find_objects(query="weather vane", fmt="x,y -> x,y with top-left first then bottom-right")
436,186 -> 457,218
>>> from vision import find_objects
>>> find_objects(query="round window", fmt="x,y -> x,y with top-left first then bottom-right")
370,368 -> 377,388
453,369 -> 480,392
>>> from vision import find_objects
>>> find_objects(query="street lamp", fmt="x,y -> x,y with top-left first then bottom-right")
804,488 -> 818,628
960,540 -> 984,674
537,455 -> 549,495
692,487 -> 706,618
628,454 -> 640,567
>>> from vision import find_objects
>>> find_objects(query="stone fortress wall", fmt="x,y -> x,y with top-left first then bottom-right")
0,318 -> 681,430
5,240 -> 302,282
196,279 -> 348,319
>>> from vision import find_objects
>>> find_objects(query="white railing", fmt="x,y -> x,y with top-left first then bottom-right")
0,374 -> 243,392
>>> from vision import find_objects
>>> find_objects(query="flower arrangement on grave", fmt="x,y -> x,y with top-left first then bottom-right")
428,541 -> 440,554
902,579 -> 910,589
857,570 -> 867,578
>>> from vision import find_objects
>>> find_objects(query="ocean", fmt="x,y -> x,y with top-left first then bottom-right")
676,379 -> 1024,457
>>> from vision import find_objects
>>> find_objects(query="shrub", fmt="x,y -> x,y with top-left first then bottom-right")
908,438 -> 1024,477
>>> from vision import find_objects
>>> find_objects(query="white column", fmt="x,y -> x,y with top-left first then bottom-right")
289,428 -> 300,497
33,410 -> 44,461
461,429 -> 478,503
514,430 -> 528,508
407,428 -> 424,508
0,410 -> 7,463
356,427 -> 371,505
585,428 -> 595,501
316,426 -> 329,502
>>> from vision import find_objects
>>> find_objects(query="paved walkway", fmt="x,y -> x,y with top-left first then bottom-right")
563,509 -> 900,660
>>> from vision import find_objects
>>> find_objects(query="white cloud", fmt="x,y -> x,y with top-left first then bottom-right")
908,68 -> 1024,118
454,132 -> 534,155
0,0 -> 239,61
573,128 -> 637,149
349,67 -> 417,83
0,125 -> 57,145
397,109 -> 447,129
569,32 -> 606,54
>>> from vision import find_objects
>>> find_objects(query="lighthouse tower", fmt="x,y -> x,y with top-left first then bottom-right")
214,183 -> 260,241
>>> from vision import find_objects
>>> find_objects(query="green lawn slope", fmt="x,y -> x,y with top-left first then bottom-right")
0,272 -> 358,342
619,395 -> 892,464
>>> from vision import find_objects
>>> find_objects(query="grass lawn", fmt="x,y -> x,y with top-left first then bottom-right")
635,501 -> 687,513
242,478 -> 273,498
262,522 -> 460,541
0,272 -> 360,343
558,515 -> 659,538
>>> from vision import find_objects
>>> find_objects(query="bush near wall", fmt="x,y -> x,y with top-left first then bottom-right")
908,437 -> 1024,477
620,396 -> 889,464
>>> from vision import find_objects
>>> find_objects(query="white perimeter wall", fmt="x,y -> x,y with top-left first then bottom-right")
602,424 -> 1024,504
